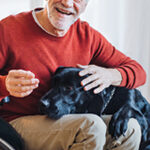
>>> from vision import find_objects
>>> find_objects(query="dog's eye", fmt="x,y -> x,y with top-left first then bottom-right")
64,86 -> 73,91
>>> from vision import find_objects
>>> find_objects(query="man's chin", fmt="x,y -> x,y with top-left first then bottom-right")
50,18 -> 76,30
53,22 -> 72,30
50,23 -> 72,36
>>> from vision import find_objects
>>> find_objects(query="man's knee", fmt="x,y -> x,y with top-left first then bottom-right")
77,114 -> 107,133
70,114 -> 107,150
77,114 -> 107,146
62,114 -> 106,132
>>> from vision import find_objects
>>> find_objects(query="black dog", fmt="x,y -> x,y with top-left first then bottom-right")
0,98 -> 24,150
40,66 -> 150,150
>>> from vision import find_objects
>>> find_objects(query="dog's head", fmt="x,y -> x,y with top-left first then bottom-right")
40,66 -> 115,119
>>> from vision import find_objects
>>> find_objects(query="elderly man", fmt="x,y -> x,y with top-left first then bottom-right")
0,0 -> 146,149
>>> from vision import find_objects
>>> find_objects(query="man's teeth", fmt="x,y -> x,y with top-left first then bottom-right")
56,8 -> 72,15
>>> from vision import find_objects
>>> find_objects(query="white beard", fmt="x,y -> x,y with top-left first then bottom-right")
46,2 -> 77,31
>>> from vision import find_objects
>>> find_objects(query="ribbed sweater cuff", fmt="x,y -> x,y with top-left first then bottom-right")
116,68 -> 127,87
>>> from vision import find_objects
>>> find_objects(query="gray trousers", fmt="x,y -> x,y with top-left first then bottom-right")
10,114 -> 141,150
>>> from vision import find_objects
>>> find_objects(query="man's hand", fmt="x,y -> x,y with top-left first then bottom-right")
5,69 -> 39,98
77,64 -> 122,94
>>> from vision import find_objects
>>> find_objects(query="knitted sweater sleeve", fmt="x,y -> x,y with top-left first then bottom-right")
90,28 -> 146,89
0,23 -> 10,99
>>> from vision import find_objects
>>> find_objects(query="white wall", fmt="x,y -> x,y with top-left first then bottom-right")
0,0 -> 44,20
29,0 -> 44,10
0,0 -> 30,20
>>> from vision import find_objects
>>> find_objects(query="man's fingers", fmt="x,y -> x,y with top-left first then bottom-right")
81,74 -> 99,86
77,64 -> 88,69
84,79 -> 102,91
77,64 -> 120,94
7,78 -> 39,86
6,69 -> 40,97
9,90 -> 33,98
93,84 -> 106,94
8,84 -> 38,93
77,64 -> 89,76
78,65 -> 97,76
9,70 -> 35,79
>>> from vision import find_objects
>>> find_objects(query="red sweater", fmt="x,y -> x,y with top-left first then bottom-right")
0,11 -> 146,122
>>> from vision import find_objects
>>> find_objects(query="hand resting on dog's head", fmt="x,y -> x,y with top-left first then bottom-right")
40,66 -> 115,119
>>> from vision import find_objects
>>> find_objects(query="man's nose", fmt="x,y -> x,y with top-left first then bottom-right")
61,0 -> 73,8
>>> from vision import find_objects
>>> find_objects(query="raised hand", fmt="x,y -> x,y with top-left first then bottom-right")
5,69 -> 39,98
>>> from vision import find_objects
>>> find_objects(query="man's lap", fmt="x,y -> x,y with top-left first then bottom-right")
9,114 -> 141,150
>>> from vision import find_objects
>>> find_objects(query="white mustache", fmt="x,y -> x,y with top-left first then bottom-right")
55,4 -> 76,14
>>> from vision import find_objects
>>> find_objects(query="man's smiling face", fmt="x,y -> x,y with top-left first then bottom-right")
45,0 -> 88,31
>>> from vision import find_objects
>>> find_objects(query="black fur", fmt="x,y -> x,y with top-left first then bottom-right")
40,66 -> 150,150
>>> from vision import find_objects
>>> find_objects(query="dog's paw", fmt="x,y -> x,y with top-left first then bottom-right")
141,128 -> 148,143
109,104 -> 148,142
108,108 -> 129,139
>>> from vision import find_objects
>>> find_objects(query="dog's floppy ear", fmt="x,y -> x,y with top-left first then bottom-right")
54,66 -> 66,75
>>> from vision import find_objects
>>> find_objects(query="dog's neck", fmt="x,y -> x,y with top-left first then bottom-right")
101,88 -> 116,113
